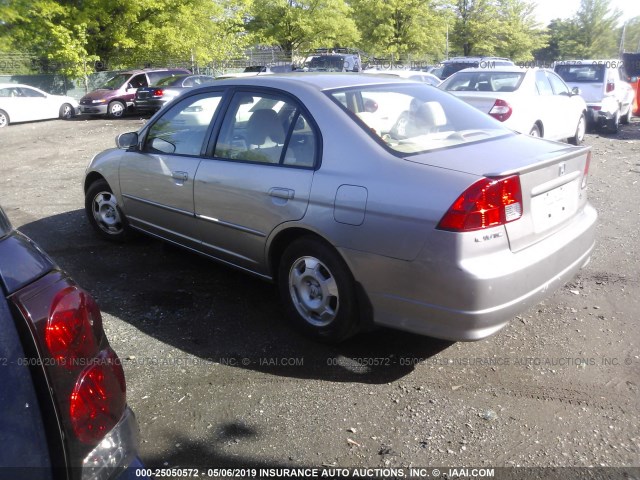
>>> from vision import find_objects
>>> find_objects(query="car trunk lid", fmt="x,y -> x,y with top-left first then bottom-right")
406,134 -> 591,252
449,92 -> 507,114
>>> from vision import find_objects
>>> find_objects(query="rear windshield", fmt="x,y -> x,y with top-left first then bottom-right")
307,56 -> 345,72
555,64 -> 605,83
440,72 -> 525,92
155,75 -> 188,86
327,83 -> 510,155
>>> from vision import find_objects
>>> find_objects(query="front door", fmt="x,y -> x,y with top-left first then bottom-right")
119,91 -> 224,247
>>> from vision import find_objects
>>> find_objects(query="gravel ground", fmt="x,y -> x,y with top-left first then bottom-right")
0,114 -> 639,477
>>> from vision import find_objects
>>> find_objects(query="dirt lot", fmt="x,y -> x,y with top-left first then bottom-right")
1,114 -> 639,477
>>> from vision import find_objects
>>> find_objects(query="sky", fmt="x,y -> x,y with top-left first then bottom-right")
534,0 -> 640,26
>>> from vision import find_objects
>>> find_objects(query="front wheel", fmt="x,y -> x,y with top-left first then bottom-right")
278,237 -> 360,343
85,179 -> 131,241
108,101 -> 126,119
0,109 -> 9,128
568,113 -> 586,145
59,103 -> 74,119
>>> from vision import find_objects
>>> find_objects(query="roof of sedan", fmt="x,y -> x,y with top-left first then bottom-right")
212,73 -> 417,92
449,66 -> 546,74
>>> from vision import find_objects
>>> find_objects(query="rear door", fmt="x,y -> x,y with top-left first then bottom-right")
546,71 -> 577,139
119,90 -> 225,247
194,89 -> 318,273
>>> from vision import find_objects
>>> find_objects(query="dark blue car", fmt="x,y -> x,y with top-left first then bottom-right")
0,206 -> 148,480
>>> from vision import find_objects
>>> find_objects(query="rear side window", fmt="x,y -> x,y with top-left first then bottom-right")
214,92 -> 317,168
535,71 -> 553,95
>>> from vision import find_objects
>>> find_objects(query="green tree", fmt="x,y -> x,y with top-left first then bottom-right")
494,0 -> 547,62
247,0 -> 360,54
449,0 -> 502,57
620,16 -> 640,54
350,0 -> 447,61
556,0 -> 622,58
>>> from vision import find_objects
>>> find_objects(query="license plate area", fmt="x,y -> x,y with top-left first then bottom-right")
531,178 -> 580,232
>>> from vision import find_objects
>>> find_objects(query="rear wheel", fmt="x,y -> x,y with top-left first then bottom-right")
278,237 -> 360,343
620,105 -> 631,125
529,124 -> 541,137
59,103 -> 74,119
606,111 -> 619,133
568,113 -> 586,145
108,101 -> 126,119
85,179 -> 131,242
0,109 -> 9,128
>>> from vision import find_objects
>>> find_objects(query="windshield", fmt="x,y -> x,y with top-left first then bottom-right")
440,72 -> 525,92
328,84 -> 510,155
306,56 -> 345,72
100,73 -> 130,90
555,64 -> 606,83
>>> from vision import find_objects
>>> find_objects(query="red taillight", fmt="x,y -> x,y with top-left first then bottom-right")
70,351 -> 126,444
46,287 -> 100,368
437,176 -> 523,232
489,99 -> 512,122
606,82 -> 614,93
590,106 -> 602,111
153,88 -> 164,97
582,151 -> 591,189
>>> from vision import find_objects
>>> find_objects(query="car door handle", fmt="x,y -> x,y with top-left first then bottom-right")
172,171 -> 188,181
269,187 -> 295,200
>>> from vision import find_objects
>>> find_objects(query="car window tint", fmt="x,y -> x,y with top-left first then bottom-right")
20,87 -> 45,98
144,93 -> 223,156
283,112 -> 316,167
535,71 -> 553,96
130,74 -> 148,89
328,83 -> 510,155
214,93 -> 298,165
546,72 -> 570,95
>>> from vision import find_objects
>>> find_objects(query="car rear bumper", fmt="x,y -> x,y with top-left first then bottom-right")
133,99 -> 164,112
344,203 -> 597,341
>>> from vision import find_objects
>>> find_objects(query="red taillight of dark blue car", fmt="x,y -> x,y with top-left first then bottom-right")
12,272 -> 127,465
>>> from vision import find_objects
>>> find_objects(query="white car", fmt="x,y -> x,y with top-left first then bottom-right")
0,84 -> 79,128
554,60 -> 635,133
439,67 -> 588,144
364,69 -> 441,86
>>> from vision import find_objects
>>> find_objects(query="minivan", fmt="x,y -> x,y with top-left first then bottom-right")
79,68 -> 190,118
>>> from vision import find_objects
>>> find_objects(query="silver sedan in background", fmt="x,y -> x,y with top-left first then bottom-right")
83,74 -> 596,342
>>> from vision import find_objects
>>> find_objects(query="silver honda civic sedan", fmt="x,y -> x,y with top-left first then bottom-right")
84,74 -> 597,342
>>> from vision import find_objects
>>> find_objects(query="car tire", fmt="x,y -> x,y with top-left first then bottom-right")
0,109 -> 9,128
108,101 -> 126,119
59,103 -> 74,120
568,113 -> 586,145
529,124 -> 541,137
606,111 -> 619,134
620,106 -> 631,125
278,236 -> 360,343
85,179 -> 132,242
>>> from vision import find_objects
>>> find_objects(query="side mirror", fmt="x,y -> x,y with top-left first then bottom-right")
571,87 -> 581,96
116,132 -> 139,149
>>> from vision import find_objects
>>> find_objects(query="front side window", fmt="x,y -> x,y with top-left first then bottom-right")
144,93 -> 223,156
328,83 -> 510,155
546,71 -> 570,95
214,92 -> 317,167
100,73 -> 130,90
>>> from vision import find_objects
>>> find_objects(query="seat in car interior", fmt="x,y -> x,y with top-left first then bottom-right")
245,109 -> 286,163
